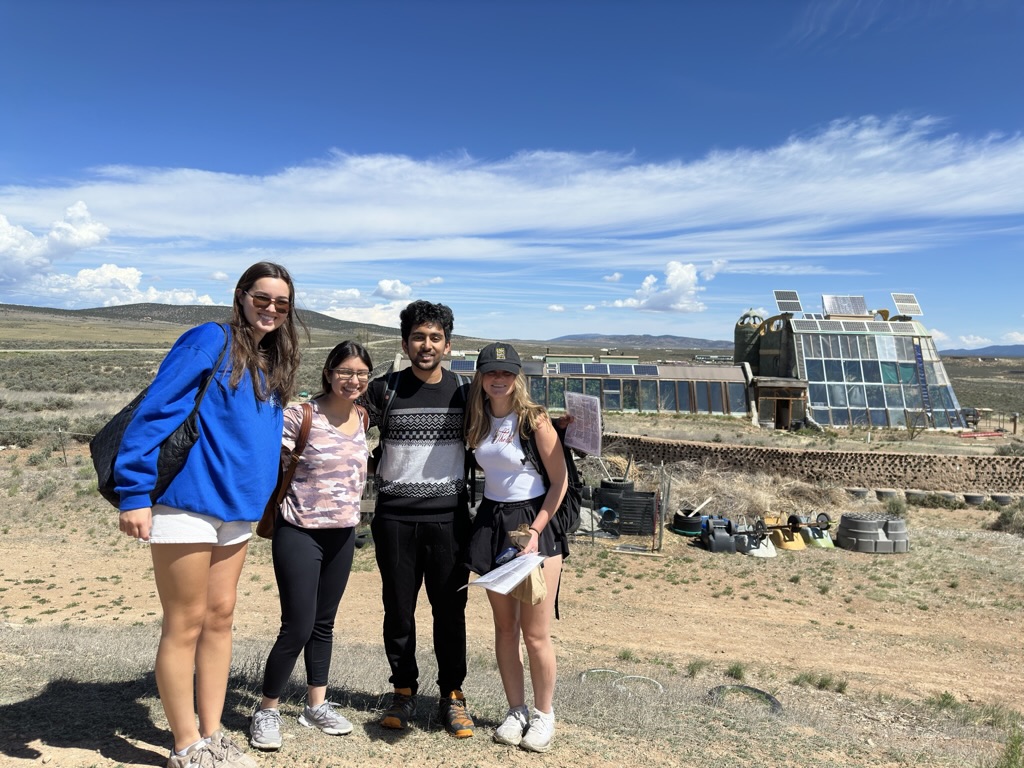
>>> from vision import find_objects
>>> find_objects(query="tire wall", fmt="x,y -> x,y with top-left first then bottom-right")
605,433 -> 1024,494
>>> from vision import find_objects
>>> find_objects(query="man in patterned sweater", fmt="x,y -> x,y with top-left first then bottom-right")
364,300 -> 476,739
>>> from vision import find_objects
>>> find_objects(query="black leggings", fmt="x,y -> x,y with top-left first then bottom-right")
261,520 -> 355,698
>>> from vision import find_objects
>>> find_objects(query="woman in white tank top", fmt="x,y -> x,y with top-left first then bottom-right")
464,342 -> 568,754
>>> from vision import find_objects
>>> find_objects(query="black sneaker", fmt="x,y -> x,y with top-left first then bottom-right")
438,690 -> 475,738
380,687 -> 416,729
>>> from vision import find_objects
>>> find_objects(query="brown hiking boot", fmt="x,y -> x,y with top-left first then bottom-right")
380,687 -> 416,729
438,690 -> 475,738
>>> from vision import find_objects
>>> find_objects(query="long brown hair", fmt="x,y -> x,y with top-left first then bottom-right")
465,370 -> 549,449
228,261 -> 308,403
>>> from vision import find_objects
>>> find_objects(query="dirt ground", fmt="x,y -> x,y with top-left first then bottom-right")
2,442 -> 1023,767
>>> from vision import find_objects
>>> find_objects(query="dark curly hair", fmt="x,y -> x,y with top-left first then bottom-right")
399,300 -> 454,342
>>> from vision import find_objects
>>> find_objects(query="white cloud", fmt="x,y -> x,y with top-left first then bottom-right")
2,115 -> 1024,341
1001,331 -> 1024,344
373,279 -> 412,300
548,304 -> 565,312
583,305 -> 596,311
610,261 -> 705,313
0,202 -> 108,285
29,263 -> 215,306
929,328 -> 950,343
322,301 -> 405,329
958,334 -> 993,348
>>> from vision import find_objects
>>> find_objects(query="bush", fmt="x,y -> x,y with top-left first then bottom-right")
996,441 -> 1024,458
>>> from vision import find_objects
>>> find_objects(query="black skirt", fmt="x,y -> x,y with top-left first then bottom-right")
466,495 -> 570,576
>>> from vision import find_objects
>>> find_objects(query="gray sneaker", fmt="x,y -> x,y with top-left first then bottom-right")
206,730 -> 258,768
249,707 -> 284,751
299,701 -> 354,736
166,741 -> 217,768
493,705 -> 529,746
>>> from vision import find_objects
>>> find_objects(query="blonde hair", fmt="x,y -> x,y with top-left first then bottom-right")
465,371 -> 549,449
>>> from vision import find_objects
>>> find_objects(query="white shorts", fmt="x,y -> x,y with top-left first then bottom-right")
148,505 -> 253,546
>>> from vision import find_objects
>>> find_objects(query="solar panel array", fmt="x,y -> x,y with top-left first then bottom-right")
609,364 -> 635,375
634,364 -> 659,376
584,363 -> 609,375
450,360 -> 476,372
558,362 -> 585,374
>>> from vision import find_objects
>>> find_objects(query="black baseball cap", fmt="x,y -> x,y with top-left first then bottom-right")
476,342 -> 522,374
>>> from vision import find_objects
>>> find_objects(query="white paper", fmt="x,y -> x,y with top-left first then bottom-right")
563,392 -> 602,456
461,553 -> 547,595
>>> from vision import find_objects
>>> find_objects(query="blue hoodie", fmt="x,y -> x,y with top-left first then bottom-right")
114,322 -> 283,521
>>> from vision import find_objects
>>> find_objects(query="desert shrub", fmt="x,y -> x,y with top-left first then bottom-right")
70,414 -> 117,444
42,395 -> 75,410
0,415 -> 72,449
885,497 -> 908,517
989,502 -> 1024,537
986,725 -> 1024,768
996,441 -> 1024,458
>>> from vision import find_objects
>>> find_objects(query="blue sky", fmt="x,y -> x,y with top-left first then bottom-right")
1,0 -> 1022,348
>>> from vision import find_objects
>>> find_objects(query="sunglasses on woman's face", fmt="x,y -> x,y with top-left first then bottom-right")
243,290 -> 291,313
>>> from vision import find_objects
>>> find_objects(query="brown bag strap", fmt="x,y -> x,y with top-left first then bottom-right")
355,403 -> 369,433
274,402 -> 313,508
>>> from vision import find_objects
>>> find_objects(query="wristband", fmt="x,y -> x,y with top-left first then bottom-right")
529,526 -> 541,536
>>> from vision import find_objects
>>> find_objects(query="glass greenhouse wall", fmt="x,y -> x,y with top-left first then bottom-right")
789,318 -> 966,429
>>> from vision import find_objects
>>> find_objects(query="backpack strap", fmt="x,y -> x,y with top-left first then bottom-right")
274,402 -> 313,509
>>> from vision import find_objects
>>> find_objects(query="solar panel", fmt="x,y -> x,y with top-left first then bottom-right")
867,322 -> 892,333
791,319 -> 820,332
608,364 -> 634,375
558,362 -> 584,374
584,363 -> 609,375
891,292 -> 923,316
842,321 -> 868,333
450,360 -> 476,372
817,320 -> 845,332
803,313 -> 823,320
773,289 -> 803,313
634,364 -> 659,376
890,321 -> 917,334
822,295 -> 868,316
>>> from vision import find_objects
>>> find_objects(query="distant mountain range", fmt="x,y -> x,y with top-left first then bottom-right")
939,344 -> 1024,358
1,303 -> 735,351
17,302 -> 1015,357
549,333 -> 732,350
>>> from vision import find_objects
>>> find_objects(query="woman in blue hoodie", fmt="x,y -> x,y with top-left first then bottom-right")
116,261 -> 304,768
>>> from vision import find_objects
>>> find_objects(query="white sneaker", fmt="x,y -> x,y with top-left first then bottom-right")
249,707 -> 283,750
520,710 -> 555,753
299,701 -> 354,736
493,705 -> 529,746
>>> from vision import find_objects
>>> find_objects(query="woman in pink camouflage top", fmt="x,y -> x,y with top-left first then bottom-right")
249,341 -> 372,752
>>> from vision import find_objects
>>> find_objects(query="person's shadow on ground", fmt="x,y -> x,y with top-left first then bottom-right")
0,673 -> 168,766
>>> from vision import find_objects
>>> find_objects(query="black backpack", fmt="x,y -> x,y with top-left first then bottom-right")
520,418 -> 583,537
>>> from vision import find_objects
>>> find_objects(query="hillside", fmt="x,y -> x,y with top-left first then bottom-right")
0,303 -> 732,351
551,332 -> 732,350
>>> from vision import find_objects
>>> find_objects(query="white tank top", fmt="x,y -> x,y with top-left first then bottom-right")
474,411 -> 547,502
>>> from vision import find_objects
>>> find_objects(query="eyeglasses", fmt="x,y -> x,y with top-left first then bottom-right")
243,290 -> 291,313
331,368 -> 370,381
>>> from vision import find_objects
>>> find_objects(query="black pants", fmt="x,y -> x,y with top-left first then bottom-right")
261,521 -> 355,699
370,516 -> 469,697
